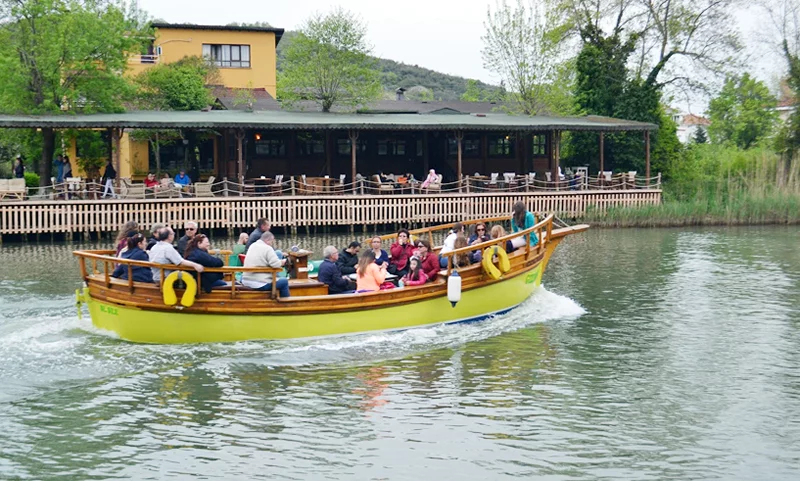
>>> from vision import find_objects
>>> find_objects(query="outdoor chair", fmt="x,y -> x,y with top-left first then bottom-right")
525,172 -> 536,191
333,174 -> 346,194
372,174 -> 394,194
195,176 -> 215,197
120,178 -> 145,199
425,174 -> 443,192
545,172 -> 552,183
270,174 -> 284,195
503,172 -> 518,190
487,173 -> 499,191
0,178 -> 26,201
627,171 -> 637,188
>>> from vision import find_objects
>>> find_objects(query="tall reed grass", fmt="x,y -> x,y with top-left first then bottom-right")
583,145 -> 800,227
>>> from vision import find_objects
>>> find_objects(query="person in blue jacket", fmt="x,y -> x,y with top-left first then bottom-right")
112,234 -> 154,283
511,201 -> 539,249
174,170 -> 192,187
184,234 -> 226,292
318,245 -> 355,294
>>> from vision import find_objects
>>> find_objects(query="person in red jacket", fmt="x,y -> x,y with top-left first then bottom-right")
415,239 -> 439,282
389,228 -> 415,277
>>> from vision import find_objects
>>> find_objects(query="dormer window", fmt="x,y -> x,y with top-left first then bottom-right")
202,44 -> 251,68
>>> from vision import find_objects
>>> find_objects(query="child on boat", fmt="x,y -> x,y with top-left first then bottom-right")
401,256 -> 428,286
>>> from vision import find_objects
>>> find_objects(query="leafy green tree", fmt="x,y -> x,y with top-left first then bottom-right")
278,8 -> 381,112
481,0 -> 568,115
0,0 -> 148,185
133,56 -> 218,177
461,79 -> 483,102
708,74 -> 778,149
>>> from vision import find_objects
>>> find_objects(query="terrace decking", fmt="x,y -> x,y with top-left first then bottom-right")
0,190 -> 661,236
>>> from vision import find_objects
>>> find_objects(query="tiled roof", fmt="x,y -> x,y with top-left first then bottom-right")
151,23 -> 284,45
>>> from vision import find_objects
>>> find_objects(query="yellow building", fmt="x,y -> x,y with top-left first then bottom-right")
115,23 -> 284,180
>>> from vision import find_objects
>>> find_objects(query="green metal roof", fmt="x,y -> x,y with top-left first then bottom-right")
0,110 -> 658,132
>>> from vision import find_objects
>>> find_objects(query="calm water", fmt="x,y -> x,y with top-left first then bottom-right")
0,227 -> 799,480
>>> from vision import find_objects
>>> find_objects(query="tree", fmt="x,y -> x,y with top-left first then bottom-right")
481,0 -> 567,115
0,0 -> 148,185
132,56 -> 219,178
278,8 -> 381,112
707,74 -> 778,149
692,127 -> 708,144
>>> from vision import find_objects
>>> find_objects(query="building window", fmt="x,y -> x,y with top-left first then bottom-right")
377,139 -> 407,156
254,133 -> 285,157
202,44 -> 251,68
447,135 -> 481,157
336,138 -> 367,155
532,134 -> 547,156
488,135 -> 515,157
297,133 -> 324,156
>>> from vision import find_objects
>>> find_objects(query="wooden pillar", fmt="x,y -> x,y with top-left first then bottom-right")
645,130 -> 651,186
349,129 -> 359,193
599,132 -> 605,174
422,131 -> 430,176
110,128 -> 122,189
481,133 -> 489,174
455,130 -> 463,192
236,129 -> 246,195
325,131 -> 332,176
552,130 -> 560,190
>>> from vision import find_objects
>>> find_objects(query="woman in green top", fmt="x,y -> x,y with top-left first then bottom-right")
511,201 -> 539,248
229,232 -> 249,267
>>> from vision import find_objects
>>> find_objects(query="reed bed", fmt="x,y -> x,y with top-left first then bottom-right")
582,145 -> 800,227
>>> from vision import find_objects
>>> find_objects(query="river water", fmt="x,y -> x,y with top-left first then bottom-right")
0,226 -> 798,480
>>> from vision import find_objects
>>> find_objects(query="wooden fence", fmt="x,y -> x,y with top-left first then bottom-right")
0,190 -> 661,235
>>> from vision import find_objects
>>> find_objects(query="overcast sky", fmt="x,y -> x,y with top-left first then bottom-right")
136,0 -> 783,112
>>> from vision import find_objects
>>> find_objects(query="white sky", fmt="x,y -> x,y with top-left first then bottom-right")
136,0 -> 783,112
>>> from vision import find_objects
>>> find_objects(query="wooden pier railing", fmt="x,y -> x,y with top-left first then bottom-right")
0,190 -> 661,235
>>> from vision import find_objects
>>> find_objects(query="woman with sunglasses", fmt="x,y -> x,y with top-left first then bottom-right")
389,228 -> 415,277
184,234 -> 227,292
415,239 -> 439,282
369,236 -> 389,266
468,222 -> 490,262
111,234 -> 153,283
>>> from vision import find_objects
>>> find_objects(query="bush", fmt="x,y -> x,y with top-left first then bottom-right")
23,172 -> 39,188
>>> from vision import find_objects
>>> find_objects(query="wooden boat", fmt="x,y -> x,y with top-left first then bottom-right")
73,215 -> 588,344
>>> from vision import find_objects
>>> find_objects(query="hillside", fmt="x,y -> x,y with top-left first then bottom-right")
276,31 -> 499,101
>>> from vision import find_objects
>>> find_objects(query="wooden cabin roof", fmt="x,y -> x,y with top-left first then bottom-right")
0,110 -> 658,132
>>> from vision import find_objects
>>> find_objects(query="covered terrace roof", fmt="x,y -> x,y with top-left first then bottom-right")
0,110 -> 658,132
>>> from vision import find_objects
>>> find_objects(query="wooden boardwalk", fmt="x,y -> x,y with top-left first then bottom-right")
0,190 -> 661,235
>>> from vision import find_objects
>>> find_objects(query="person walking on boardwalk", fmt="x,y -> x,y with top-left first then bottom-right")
101,159 -> 117,198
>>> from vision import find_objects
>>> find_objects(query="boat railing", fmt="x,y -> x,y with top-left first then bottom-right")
437,215 -> 552,276
74,250 -> 287,299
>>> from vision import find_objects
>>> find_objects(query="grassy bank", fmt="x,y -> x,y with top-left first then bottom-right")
582,145 -> 800,227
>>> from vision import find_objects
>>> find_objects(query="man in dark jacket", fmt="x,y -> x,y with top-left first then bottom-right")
246,218 -> 270,251
318,245 -> 354,294
336,241 -> 360,275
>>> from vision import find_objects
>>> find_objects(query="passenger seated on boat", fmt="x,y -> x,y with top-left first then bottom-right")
228,232 -> 249,267
401,256 -> 428,286
468,222 -> 490,262
356,250 -> 386,292
511,201 -> 539,248
336,241 -> 361,275
184,234 -> 227,292
439,222 -> 466,268
146,222 -> 165,251
177,220 -> 198,256
369,236 -> 389,266
114,220 -> 139,257
111,234 -> 153,283
415,239 -> 439,282
389,229 -> 415,277
242,231 -> 290,297
490,225 -> 515,253
148,227 -> 205,284
318,245 -> 355,295
451,235 -> 472,268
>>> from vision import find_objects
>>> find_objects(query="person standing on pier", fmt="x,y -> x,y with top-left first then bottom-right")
101,159 -> 117,199
13,156 -> 24,178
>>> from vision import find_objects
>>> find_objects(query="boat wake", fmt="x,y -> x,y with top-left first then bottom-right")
0,286 -> 584,401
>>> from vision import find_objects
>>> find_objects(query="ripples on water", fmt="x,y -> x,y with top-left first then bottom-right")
0,227 -> 799,480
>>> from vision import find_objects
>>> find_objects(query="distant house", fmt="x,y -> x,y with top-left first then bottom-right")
670,111 -> 710,144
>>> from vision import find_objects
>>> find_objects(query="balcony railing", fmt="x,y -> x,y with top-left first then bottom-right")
128,55 -> 160,65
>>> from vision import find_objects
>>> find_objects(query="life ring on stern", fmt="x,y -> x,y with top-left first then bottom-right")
162,271 -> 198,308
482,246 -> 511,280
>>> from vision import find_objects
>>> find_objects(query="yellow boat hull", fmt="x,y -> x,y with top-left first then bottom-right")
85,264 -> 544,344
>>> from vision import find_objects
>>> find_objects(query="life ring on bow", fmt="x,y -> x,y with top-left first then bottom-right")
162,271 -> 197,308
482,245 -> 511,280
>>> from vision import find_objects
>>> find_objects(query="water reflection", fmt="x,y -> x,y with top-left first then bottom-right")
0,226 -> 799,479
